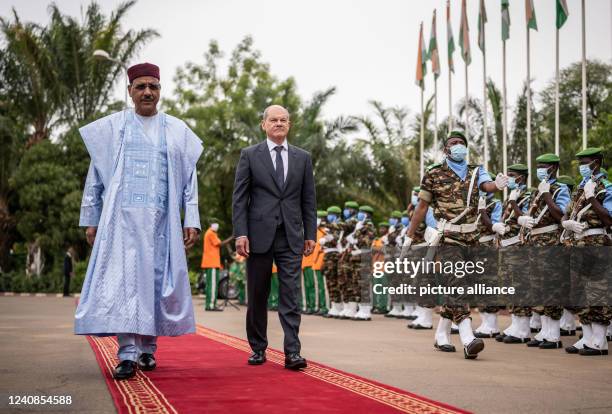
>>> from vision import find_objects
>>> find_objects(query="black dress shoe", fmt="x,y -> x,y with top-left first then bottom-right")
565,345 -> 580,354
464,338 -> 485,359
474,331 -> 500,339
137,353 -> 156,371
316,309 -> 328,316
530,327 -> 540,333
526,339 -> 543,347
206,307 -> 224,312
408,323 -> 433,330
579,345 -> 608,356
405,315 -> 418,321
450,328 -> 459,335
560,329 -> 576,336
284,353 -> 307,370
503,335 -> 530,344
539,340 -> 563,349
248,351 -> 266,365
434,342 -> 456,352
113,360 -> 137,380
495,333 -> 507,342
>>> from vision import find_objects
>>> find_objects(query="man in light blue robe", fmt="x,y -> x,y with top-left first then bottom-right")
75,63 -> 203,380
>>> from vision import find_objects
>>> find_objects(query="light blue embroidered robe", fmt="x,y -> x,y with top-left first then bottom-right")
75,109 -> 203,337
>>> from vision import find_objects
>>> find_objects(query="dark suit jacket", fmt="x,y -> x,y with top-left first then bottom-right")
232,140 -> 317,255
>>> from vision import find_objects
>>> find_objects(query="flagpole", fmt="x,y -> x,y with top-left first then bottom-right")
465,61 -> 469,162
555,28 -> 560,156
526,19 -> 532,188
434,77 -> 438,151
448,66 -> 453,130
482,27 -> 488,171
420,86 -> 425,179
581,0 -> 587,150
502,40 -> 508,194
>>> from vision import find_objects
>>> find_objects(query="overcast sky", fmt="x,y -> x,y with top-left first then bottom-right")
2,0 -> 611,125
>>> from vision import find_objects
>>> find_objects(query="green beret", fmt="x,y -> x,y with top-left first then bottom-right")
359,205 -> 374,214
508,163 -> 528,173
391,210 -> 403,218
378,221 -> 390,228
557,175 -> 576,187
575,147 -> 603,158
344,201 -> 359,209
536,153 -> 560,164
446,130 -> 468,146
317,210 -> 327,218
412,186 -> 421,192
327,206 -> 342,214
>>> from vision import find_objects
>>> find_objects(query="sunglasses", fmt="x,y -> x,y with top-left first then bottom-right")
132,83 -> 161,91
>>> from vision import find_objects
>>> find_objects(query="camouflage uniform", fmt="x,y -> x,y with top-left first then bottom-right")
338,216 -> 358,302
477,197 -> 503,314
351,219 -> 376,303
420,161 -> 483,324
322,219 -> 344,304
563,173 -> 612,326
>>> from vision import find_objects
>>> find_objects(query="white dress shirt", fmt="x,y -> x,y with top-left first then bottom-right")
266,137 -> 288,182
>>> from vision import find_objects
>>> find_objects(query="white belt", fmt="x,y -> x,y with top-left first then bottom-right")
530,224 -> 559,236
574,228 -> 609,240
350,249 -> 370,256
500,235 -> 521,247
438,221 -> 478,234
414,241 -> 429,247
478,234 -> 495,243
324,248 -> 340,253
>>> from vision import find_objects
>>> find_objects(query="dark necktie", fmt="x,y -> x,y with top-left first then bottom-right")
274,146 -> 284,188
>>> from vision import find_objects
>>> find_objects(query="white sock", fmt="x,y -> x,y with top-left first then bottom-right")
458,318 -> 476,346
435,317 -> 452,346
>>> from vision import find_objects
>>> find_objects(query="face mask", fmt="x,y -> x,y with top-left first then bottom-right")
536,167 -> 550,182
357,212 -> 366,222
449,144 -> 468,162
327,214 -> 337,223
411,195 -> 419,206
389,218 -> 398,226
401,217 -> 409,226
343,209 -> 351,219
211,223 -> 219,232
508,177 -> 517,190
579,161 -> 595,179
317,218 -> 321,226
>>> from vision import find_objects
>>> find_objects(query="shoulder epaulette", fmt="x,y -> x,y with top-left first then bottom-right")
427,162 -> 442,171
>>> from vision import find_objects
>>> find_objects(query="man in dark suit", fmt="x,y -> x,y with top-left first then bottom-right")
232,105 -> 317,370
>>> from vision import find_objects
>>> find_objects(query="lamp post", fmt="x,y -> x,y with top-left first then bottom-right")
93,49 -> 129,109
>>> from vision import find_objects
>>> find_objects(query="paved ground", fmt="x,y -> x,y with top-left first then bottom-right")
1,296 -> 610,414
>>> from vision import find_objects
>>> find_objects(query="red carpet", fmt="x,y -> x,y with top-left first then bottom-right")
87,325 -> 470,414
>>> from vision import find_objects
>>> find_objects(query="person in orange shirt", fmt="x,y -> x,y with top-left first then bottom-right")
312,212 -> 328,315
201,220 -> 232,311
268,262 -> 279,310
300,211 -> 327,314
371,223 -> 389,314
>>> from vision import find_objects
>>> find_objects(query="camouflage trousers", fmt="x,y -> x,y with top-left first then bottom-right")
323,252 -> 341,303
338,253 -> 361,302
510,306 -> 533,317
532,305 -> 563,320
480,306 -> 504,313
437,244 -> 473,324
576,306 -> 612,325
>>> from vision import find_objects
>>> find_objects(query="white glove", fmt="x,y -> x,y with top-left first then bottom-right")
355,221 -> 364,231
345,234 -> 357,245
402,236 -> 413,248
562,220 -> 587,234
492,222 -> 507,236
395,236 -> 403,246
508,189 -> 520,201
478,196 -> 487,211
388,225 -> 396,234
318,237 -> 327,247
495,173 -> 509,190
583,179 -> 596,199
538,180 -> 550,194
517,215 -> 535,229
381,235 -> 389,245
399,227 -> 408,237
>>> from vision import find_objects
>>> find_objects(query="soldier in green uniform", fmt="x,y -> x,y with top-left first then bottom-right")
405,130 -> 509,359
517,153 -> 571,350
372,222 -> 390,314
561,148 -> 612,356
383,210 -> 408,318
320,206 -> 344,318
493,164 -> 534,343
337,201 -> 360,318
349,205 -> 377,321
